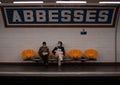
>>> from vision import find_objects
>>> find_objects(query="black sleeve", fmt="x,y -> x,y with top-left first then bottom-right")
52,47 -> 57,55
62,47 -> 65,56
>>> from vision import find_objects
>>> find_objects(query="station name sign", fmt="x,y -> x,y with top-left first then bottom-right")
1,5 -> 119,27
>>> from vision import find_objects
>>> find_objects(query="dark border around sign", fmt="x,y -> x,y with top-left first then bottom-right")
1,5 -> 119,28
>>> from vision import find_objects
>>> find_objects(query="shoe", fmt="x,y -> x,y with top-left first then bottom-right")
45,63 -> 48,67
61,60 -> 63,63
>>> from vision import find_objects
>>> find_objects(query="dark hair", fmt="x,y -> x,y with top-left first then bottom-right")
58,41 -> 63,46
42,42 -> 46,45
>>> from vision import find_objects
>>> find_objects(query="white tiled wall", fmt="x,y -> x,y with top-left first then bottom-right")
0,8 -> 119,62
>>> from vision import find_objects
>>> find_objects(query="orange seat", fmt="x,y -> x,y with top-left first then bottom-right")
21,49 -> 36,59
69,49 -> 82,59
84,49 -> 99,59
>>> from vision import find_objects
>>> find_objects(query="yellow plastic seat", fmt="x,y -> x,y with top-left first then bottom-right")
84,49 -> 99,59
21,49 -> 36,59
68,49 -> 83,59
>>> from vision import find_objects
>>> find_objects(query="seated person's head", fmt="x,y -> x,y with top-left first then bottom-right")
58,41 -> 63,47
42,42 -> 46,46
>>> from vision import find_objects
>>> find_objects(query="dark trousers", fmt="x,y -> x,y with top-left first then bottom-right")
41,55 -> 48,65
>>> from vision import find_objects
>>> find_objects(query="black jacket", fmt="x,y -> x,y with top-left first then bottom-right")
38,46 -> 49,56
52,46 -> 65,56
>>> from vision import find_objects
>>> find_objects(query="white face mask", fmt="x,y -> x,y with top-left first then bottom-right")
43,45 -> 46,47
57,43 -> 61,47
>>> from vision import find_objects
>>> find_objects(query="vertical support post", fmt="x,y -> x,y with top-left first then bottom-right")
115,7 -> 120,63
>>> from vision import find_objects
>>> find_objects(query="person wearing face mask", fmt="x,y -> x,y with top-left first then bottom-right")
52,41 -> 65,66
38,42 -> 49,66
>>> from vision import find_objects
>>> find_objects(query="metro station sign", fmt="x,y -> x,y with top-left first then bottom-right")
1,5 -> 119,27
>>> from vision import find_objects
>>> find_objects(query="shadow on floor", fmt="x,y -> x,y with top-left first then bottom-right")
0,76 -> 120,85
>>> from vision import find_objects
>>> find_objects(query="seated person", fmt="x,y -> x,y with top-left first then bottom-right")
52,41 -> 65,62
38,42 -> 49,66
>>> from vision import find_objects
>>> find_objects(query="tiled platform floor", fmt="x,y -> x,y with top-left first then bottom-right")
0,63 -> 120,84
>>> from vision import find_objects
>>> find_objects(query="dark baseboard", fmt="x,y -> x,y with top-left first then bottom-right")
0,61 -> 120,66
